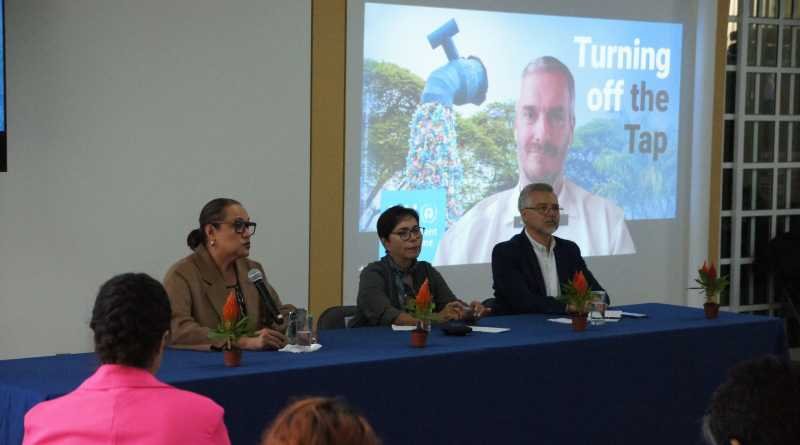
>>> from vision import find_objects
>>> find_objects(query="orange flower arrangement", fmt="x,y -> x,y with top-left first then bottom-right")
692,261 -> 729,304
406,278 -> 438,323
208,291 -> 253,350
559,271 -> 593,315
416,279 -> 432,310
222,292 -> 239,329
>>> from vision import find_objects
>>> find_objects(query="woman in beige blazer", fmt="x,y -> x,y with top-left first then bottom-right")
164,198 -> 292,350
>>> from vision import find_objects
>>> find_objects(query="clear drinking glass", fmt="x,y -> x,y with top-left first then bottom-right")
289,309 -> 314,346
296,315 -> 314,346
589,291 -> 607,326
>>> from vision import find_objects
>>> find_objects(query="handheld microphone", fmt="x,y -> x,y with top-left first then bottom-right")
247,268 -> 284,323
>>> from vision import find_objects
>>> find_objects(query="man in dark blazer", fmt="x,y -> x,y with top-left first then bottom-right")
491,183 -> 608,315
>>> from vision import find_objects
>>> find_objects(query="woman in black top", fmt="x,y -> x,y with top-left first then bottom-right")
350,205 -> 486,327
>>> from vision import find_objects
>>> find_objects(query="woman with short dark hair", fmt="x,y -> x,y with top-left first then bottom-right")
349,205 -> 486,327
165,198 -> 292,350
23,273 -> 231,445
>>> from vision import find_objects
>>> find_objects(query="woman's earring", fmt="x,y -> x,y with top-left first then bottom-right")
210,239 -> 216,247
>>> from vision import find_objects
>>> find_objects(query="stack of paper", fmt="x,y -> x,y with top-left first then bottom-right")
279,344 -> 323,353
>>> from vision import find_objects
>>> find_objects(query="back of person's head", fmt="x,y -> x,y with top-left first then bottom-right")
703,355 -> 800,445
262,397 -> 381,445
90,273 -> 172,369
376,205 -> 419,241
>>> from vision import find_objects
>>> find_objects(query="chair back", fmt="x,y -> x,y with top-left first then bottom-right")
317,305 -> 358,330
482,297 -> 496,314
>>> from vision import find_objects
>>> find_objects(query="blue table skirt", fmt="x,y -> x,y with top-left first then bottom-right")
0,304 -> 787,445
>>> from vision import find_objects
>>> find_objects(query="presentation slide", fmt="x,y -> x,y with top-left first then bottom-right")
356,2 -> 683,265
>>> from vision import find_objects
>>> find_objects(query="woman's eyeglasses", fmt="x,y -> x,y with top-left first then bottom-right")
391,226 -> 425,241
524,205 -> 564,215
212,219 -> 257,236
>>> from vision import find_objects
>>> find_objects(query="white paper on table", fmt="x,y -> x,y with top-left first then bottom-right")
550,317 -> 619,324
279,343 -> 323,353
468,326 -> 510,333
391,325 -> 416,331
604,310 -> 623,319
393,324 -> 509,333
621,311 -> 648,318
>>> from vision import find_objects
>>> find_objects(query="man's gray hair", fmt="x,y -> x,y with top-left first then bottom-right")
518,183 -> 555,211
521,56 -> 575,107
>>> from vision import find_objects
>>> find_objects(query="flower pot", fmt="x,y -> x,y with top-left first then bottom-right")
571,314 -> 588,332
703,302 -> 720,320
410,329 -> 428,348
223,348 -> 242,367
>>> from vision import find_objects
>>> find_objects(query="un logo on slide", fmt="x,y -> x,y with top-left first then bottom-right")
379,189 -> 446,262
420,205 -> 437,225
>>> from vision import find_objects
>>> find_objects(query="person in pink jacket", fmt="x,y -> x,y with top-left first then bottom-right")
23,273 -> 231,445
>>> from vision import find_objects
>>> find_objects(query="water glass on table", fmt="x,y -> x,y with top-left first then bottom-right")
297,313 -> 315,346
589,291 -> 607,326
289,309 -> 315,346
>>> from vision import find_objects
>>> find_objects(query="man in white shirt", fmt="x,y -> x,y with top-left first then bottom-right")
491,183 -> 607,314
434,56 -> 635,266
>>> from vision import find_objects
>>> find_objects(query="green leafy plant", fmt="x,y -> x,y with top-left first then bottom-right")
691,261 -> 729,304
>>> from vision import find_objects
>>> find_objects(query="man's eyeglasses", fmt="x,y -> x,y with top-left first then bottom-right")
524,205 -> 564,215
212,219 -> 257,236
391,226 -> 425,241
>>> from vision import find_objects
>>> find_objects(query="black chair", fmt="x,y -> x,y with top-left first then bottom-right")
317,305 -> 358,330
482,297 -> 497,315
756,230 -> 800,347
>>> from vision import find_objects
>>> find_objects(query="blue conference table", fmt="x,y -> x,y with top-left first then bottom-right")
0,303 -> 788,445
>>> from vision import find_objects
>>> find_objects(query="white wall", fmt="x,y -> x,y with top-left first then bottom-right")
687,0 -> 719,307
0,0 -> 311,359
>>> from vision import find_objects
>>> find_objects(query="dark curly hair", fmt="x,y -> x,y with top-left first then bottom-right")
703,355 -> 800,445
90,273 -> 172,368
186,198 -> 242,249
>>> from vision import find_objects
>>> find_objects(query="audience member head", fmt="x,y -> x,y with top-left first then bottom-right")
703,355 -> 800,445
262,397 -> 380,445
90,273 -> 172,372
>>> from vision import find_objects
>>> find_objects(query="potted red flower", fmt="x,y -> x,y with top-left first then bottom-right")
406,278 -> 439,347
559,271 -> 593,332
692,261 -> 729,319
208,291 -> 253,366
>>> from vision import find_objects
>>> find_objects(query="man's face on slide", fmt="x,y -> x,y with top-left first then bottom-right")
514,70 -> 575,184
